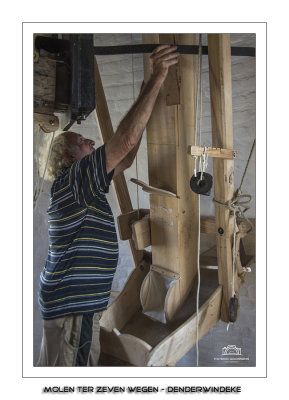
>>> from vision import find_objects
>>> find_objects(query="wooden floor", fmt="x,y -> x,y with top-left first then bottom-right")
99,352 -> 132,366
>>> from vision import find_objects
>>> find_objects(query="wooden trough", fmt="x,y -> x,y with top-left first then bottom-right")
100,263 -> 222,366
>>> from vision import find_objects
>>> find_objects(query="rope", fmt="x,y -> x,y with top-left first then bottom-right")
197,35 -> 203,173
196,193 -> 201,366
213,139 -> 256,234
195,34 -> 203,368
200,146 -> 208,181
193,34 -> 203,177
213,140 -> 255,329
238,139 -> 255,194
232,209 -> 238,297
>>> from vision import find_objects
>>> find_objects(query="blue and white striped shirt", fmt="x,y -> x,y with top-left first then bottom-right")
38,145 -> 119,320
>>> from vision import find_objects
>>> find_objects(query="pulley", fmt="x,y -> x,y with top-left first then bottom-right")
189,172 -> 213,196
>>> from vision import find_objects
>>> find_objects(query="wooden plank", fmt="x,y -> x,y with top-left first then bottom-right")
117,209 -> 149,241
200,217 -> 255,236
112,329 -> 152,366
161,34 -> 180,106
149,196 -> 180,273
132,215 -> 151,249
142,33 -> 199,322
200,246 -> 218,266
100,257 -> 150,331
147,142 -> 177,193
93,57 -> 143,266
130,178 -> 178,198
200,216 -> 216,234
208,34 -> 235,322
150,264 -> 180,280
189,145 -> 238,159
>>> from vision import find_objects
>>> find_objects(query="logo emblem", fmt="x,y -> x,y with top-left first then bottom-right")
213,344 -> 249,362
222,345 -> 242,355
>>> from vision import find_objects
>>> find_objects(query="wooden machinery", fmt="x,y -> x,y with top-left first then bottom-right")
34,33 -> 255,366
94,34 -> 255,366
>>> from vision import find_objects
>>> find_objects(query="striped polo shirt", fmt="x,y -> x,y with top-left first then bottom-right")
38,144 -> 119,320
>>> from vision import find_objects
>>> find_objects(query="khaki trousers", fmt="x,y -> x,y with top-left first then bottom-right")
37,312 -> 102,366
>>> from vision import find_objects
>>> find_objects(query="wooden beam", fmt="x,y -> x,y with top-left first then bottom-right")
200,216 -> 255,236
189,145 -> 238,159
117,209 -> 149,241
132,215 -> 151,250
150,264 -> 180,280
130,178 -> 178,198
200,216 -> 216,234
208,34 -> 235,322
142,33 -> 199,322
111,328 -> 152,366
200,246 -> 218,266
93,57 -> 143,266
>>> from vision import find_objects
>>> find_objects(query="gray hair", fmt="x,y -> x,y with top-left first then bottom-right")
47,131 -> 78,180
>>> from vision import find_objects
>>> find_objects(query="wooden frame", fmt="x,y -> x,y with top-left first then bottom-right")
189,145 -> 238,160
94,33 -> 253,366
208,34 -> 238,321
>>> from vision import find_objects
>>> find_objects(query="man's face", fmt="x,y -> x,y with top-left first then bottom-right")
66,132 -> 95,161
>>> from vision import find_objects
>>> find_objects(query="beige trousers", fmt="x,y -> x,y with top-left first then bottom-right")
37,312 -> 102,366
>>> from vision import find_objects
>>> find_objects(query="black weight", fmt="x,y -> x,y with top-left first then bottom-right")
190,172 -> 213,196
228,296 -> 239,322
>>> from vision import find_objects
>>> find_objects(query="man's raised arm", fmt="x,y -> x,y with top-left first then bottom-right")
105,45 -> 179,174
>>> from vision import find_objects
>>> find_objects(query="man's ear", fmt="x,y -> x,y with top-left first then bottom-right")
63,151 -> 75,163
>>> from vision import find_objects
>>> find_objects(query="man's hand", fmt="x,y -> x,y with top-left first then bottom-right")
105,45 -> 179,175
150,45 -> 180,84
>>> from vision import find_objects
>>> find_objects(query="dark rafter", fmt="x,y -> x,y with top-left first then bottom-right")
35,36 -> 255,57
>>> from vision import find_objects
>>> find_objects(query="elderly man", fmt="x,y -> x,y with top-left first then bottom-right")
37,45 -> 179,366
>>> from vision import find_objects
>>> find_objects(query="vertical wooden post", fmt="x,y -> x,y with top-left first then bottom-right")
94,58 -> 144,267
208,34 -> 235,322
142,34 -> 199,321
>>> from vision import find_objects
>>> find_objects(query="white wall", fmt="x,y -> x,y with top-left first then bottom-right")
33,33 -> 256,366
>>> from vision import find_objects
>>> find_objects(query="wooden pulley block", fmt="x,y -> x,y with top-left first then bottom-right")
34,113 -> 59,133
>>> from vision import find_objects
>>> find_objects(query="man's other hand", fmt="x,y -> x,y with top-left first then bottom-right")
150,45 -> 180,84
